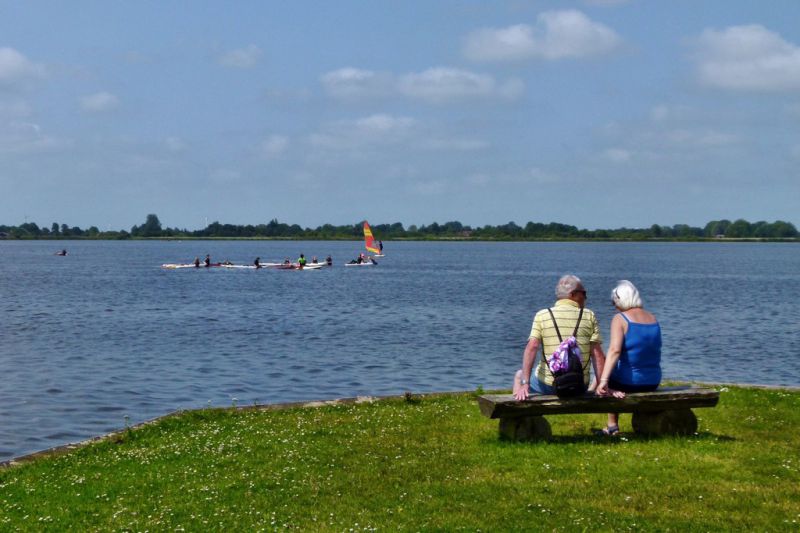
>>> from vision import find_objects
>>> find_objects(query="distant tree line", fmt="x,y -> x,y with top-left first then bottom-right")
1,215 -> 797,241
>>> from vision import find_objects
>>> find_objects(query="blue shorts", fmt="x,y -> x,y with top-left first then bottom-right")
529,378 -> 556,395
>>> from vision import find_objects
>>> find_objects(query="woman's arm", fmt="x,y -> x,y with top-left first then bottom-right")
595,314 -> 626,396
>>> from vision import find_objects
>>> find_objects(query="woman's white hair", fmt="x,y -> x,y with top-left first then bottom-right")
555,274 -> 582,299
611,280 -> 643,311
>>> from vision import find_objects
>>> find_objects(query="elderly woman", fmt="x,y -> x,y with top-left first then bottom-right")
595,280 -> 662,435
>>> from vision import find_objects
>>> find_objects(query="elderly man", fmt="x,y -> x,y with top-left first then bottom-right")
514,274 -> 615,400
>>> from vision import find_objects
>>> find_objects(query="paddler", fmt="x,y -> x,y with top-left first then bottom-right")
204,254 -> 211,267
254,257 -> 261,269
297,254 -> 307,269
194,257 -> 200,268
326,255 -> 332,266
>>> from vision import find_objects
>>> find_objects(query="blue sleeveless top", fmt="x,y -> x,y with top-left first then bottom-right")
612,314 -> 662,386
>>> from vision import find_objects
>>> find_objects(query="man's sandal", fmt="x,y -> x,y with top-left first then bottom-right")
593,425 -> 620,436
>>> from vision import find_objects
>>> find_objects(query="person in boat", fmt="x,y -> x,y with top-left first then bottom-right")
194,257 -> 200,268
311,256 -> 319,264
222,259 -> 233,266
55,249 -> 67,256
204,254 -> 211,267
513,274 -> 618,401
254,257 -> 261,269
594,280 -> 662,436
297,254 -> 307,269
283,257 -> 291,265
325,255 -> 332,266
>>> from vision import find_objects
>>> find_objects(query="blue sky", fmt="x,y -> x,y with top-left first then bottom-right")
1,1 -> 799,231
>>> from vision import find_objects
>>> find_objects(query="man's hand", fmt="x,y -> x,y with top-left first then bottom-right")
513,382 -> 530,401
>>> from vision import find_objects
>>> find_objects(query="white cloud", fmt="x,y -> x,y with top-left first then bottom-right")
602,148 -> 631,162
80,92 -> 119,112
321,66 -> 522,103
256,135 -> 289,159
0,47 -> 45,86
320,67 -> 392,99
463,10 -> 622,62
309,113 -> 416,150
399,68 -> 505,103
693,25 -> 800,91
218,45 -> 262,68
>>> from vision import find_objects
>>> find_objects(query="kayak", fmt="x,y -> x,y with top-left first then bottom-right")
265,263 -> 324,270
345,261 -> 377,267
161,263 -> 223,269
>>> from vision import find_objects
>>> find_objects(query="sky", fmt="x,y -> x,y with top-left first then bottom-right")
1,0 -> 799,231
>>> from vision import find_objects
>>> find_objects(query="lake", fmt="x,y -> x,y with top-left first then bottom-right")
1,240 -> 798,461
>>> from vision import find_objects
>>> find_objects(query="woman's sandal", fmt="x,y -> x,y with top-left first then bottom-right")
594,425 -> 620,436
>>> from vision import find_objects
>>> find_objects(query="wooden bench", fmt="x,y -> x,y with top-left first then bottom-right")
477,386 -> 720,441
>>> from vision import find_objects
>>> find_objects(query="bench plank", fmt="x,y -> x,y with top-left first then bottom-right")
478,386 -> 719,419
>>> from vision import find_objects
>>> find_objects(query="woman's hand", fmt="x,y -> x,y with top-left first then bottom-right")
595,383 -> 626,399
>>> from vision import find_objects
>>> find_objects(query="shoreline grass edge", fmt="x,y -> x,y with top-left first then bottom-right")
1,384 -> 799,530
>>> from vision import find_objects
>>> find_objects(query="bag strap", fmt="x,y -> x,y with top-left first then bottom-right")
547,308 -> 562,342
546,306 -> 584,341
572,306 -> 584,337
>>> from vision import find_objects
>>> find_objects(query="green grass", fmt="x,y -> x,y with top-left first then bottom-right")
1,386 -> 799,531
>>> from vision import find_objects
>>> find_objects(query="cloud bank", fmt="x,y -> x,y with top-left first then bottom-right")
693,24 -> 800,91
463,10 -> 622,62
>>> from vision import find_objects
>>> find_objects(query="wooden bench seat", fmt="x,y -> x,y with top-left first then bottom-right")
477,386 -> 720,440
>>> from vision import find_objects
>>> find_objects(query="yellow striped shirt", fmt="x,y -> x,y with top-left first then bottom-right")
529,299 -> 602,386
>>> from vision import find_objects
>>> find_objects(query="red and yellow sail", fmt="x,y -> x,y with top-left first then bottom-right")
363,221 -> 380,253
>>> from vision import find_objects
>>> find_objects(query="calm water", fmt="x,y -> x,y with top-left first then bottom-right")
1,240 -> 799,461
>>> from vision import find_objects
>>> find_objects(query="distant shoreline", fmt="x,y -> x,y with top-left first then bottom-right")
1,236 -> 798,243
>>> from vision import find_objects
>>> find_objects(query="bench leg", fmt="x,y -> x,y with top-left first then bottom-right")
632,409 -> 697,436
498,416 -> 552,441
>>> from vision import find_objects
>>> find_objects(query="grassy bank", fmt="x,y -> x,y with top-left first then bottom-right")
1,387 -> 799,531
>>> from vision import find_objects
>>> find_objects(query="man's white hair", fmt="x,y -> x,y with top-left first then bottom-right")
555,274 -> 582,299
611,280 -> 643,311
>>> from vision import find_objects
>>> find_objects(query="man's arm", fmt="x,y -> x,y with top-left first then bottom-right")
514,337 -> 540,400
